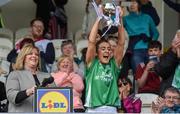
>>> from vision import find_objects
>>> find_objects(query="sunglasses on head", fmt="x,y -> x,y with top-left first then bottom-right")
118,80 -> 128,87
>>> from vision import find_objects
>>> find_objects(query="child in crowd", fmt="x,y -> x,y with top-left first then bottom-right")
118,78 -> 142,113
135,41 -> 162,94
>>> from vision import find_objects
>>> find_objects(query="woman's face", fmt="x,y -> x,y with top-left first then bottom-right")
58,58 -> 73,73
129,1 -> 139,12
118,79 -> 131,93
24,48 -> 39,69
97,42 -> 111,64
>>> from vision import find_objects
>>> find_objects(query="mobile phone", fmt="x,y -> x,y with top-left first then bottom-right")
121,1 -> 132,7
149,55 -> 158,63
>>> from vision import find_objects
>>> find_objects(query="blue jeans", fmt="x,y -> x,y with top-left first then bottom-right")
131,49 -> 148,74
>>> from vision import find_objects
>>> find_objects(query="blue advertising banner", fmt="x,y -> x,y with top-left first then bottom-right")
34,87 -> 73,112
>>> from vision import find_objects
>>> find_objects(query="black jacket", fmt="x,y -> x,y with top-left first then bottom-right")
33,0 -> 55,32
154,49 -> 179,95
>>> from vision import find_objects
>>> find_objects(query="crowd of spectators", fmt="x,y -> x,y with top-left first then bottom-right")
0,0 -> 179,113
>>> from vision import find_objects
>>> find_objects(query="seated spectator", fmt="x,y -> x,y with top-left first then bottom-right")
152,86 -> 180,113
118,78 -> 142,113
51,55 -> 84,112
135,41 -> 162,94
30,18 -> 55,72
6,45 -> 55,112
154,30 -> 180,95
61,40 -> 81,65
140,0 -> 160,26
33,0 -> 55,33
60,40 -> 82,75
7,38 -> 34,72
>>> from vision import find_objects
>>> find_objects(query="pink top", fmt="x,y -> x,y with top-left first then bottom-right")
51,71 -> 84,109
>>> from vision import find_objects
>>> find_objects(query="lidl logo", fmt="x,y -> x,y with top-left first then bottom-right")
39,91 -> 68,112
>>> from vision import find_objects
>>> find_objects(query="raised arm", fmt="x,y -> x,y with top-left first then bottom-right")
154,33 -> 180,79
86,18 -> 101,66
114,8 -> 125,67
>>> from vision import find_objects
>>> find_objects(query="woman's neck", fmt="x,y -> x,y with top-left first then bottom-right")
130,11 -> 140,15
24,66 -> 37,74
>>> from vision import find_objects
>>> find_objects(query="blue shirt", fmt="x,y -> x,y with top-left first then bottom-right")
160,105 -> 180,113
123,12 -> 159,49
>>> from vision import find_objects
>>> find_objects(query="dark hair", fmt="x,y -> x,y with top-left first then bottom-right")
61,40 -> 75,52
81,47 -> 87,62
19,38 -> 34,49
30,18 -> 45,27
162,86 -> 180,98
95,38 -> 109,53
54,0 -> 68,7
107,36 -> 118,43
127,0 -> 142,12
119,77 -> 133,94
98,29 -> 103,37
87,29 -> 103,40
148,40 -> 162,50
30,18 -> 46,35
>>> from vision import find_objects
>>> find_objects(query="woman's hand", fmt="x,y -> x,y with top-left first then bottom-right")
26,86 -> 36,96
119,83 -> 129,99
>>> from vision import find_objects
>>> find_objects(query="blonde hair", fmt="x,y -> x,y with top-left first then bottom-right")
14,44 -> 40,70
57,55 -> 73,70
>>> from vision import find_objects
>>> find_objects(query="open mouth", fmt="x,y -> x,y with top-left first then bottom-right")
62,65 -> 69,69
103,55 -> 109,59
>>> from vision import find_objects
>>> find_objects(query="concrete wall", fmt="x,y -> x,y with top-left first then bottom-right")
1,0 -> 36,32
163,1 -> 179,48
150,0 -> 164,46
1,0 -> 86,34
65,0 -> 86,34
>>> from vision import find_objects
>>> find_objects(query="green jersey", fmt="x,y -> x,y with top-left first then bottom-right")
85,57 -> 121,108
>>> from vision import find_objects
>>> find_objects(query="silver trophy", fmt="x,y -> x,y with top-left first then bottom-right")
104,2 -> 116,26
92,0 -> 121,36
